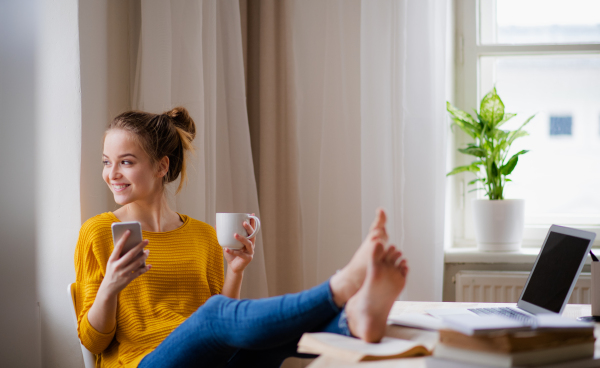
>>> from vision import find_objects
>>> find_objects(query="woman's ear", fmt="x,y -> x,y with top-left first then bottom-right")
157,156 -> 170,178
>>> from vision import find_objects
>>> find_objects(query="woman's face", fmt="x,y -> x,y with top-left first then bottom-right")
102,129 -> 164,205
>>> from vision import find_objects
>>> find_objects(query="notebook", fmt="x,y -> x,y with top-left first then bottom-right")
428,225 -> 596,321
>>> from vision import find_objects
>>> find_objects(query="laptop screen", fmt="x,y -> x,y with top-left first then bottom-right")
521,232 -> 591,313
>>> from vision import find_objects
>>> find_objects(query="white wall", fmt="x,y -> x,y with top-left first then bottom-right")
35,0 -> 83,366
0,1 -> 41,367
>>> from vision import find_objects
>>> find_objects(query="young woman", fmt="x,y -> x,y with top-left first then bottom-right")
74,107 -> 408,368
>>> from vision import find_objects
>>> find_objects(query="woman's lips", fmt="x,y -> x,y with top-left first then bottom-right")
112,184 -> 130,192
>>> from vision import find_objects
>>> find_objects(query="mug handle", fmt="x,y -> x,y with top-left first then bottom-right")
246,215 -> 261,239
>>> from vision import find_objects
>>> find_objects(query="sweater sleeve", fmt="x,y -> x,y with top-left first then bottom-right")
205,225 -> 224,296
74,220 -> 116,354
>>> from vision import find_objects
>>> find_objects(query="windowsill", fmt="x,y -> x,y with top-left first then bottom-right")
445,247 -> 593,265
444,247 -> 541,263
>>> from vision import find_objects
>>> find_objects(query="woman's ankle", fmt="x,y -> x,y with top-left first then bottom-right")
329,269 -> 353,308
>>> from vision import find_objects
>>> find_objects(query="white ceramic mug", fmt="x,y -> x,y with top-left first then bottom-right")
216,213 -> 261,250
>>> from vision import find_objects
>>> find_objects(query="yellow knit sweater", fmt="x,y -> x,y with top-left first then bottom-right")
74,212 -> 224,368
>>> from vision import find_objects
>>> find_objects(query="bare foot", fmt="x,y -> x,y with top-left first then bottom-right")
329,209 -> 389,307
345,242 -> 408,343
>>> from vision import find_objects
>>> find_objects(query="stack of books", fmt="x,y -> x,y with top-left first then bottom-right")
432,316 -> 596,367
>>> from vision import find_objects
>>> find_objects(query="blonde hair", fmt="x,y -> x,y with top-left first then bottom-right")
107,107 -> 196,193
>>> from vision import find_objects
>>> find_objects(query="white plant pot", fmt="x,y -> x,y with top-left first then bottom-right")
472,199 -> 525,252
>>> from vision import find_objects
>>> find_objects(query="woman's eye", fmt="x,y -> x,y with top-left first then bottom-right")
102,160 -> 110,166
122,160 -> 132,165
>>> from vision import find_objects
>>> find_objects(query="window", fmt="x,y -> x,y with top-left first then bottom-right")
452,0 -> 600,248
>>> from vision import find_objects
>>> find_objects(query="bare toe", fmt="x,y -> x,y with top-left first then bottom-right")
373,242 -> 386,261
387,250 -> 401,265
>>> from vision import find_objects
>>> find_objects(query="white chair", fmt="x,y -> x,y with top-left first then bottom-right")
68,283 -> 97,368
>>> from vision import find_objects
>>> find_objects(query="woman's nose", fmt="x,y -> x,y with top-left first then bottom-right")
109,164 -> 121,179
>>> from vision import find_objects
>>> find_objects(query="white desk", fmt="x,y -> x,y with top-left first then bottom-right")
307,301 -> 600,368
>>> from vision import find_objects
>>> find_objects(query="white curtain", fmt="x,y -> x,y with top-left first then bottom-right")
288,0 -> 447,301
360,0 -> 447,301
132,0 -> 268,299
291,0 -> 363,287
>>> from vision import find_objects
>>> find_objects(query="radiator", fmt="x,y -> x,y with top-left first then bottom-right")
454,271 -> 591,304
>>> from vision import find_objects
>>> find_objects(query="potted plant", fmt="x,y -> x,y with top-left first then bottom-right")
447,87 -> 535,252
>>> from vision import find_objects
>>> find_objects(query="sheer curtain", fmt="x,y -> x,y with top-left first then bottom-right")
132,0 -> 268,299
360,0 -> 447,301
292,0 -> 364,288
249,0 -> 447,301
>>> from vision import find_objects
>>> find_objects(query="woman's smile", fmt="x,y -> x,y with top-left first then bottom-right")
112,183 -> 131,192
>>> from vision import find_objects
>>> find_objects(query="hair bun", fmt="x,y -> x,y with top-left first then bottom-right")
165,107 -> 196,139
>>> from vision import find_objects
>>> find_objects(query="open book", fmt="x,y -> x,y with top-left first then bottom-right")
297,332 -> 431,363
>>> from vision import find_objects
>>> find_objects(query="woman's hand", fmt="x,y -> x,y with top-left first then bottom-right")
223,215 -> 256,275
101,231 -> 151,297
88,231 -> 151,334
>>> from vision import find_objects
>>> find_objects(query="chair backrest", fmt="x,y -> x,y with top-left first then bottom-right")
68,283 -> 97,368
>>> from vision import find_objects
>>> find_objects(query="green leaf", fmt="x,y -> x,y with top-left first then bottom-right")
508,114 -> 536,144
473,110 -> 487,132
447,163 -> 480,176
468,178 -> 484,185
500,155 -> 518,175
507,131 -> 529,145
446,165 -> 471,176
475,109 -> 488,126
447,102 -> 478,126
496,113 -> 516,128
513,149 -> 529,156
451,119 -> 477,140
500,150 -> 528,175
518,113 -> 536,130
447,102 -> 482,139
480,87 -> 505,128
492,129 -> 509,141
491,161 -> 499,178
458,146 -> 487,157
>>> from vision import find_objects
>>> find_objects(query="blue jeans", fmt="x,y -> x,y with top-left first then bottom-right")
138,280 -> 351,368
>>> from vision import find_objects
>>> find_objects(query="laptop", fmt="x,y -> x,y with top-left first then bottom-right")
428,225 -> 596,322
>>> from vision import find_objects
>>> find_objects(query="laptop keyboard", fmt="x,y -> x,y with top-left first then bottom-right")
467,307 -> 537,326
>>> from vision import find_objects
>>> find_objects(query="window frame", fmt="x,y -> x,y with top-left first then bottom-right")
451,0 -> 600,249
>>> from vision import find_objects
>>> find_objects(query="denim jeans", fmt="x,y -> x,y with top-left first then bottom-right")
138,280 -> 351,368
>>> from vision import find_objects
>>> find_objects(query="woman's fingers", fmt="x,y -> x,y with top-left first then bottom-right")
242,220 -> 255,236
109,230 -> 130,261
116,239 -> 149,267
130,263 -> 152,281
241,222 -> 256,248
234,233 -> 254,253
226,248 -> 253,260
122,249 -> 150,275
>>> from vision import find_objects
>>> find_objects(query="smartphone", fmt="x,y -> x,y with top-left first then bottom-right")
111,222 -> 145,264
